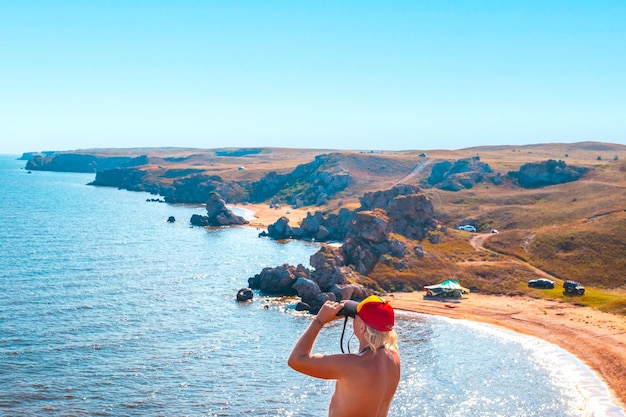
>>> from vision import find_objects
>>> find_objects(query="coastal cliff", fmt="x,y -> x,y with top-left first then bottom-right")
25,152 -> 133,173
21,143 -> 626,311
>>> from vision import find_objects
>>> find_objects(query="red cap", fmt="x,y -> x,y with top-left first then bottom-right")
356,295 -> 395,332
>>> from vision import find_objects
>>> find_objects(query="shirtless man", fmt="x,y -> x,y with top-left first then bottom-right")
288,296 -> 401,417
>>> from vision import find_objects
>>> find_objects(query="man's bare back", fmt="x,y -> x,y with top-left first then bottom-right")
328,347 -> 400,417
288,299 -> 401,417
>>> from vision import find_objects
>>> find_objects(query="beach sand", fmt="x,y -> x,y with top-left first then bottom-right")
240,203 -> 626,410
230,203 -> 311,229
390,292 -> 626,410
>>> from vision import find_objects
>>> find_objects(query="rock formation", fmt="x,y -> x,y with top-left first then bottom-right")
249,153 -> 351,207
262,184 -> 436,243
247,248 -> 374,313
427,157 -> 493,191
189,192 -> 249,227
248,263 -> 309,296
360,185 -> 436,241
89,167 -> 159,194
508,159 -> 589,188
236,288 -> 254,302
259,208 -> 356,242
255,185 -> 438,311
164,174 -> 249,204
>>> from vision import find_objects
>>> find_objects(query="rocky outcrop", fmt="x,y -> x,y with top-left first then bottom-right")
189,191 -> 249,227
250,153 -> 351,207
247,247 -> 375,313
361,186 -> 436,241
387,194 -> 436,240
26,153 -> 133,173
300,209 -> 355,241
427,157 -> 493,191
342,210 -> 409,275
262,184 -> 436,243
255,185 -> 438,310
359,184 -> 420,210
263,216 -> 295,239
89,167 -> 162,194
248,263 -> 310,295
164,174 -> 248,204
508,159 -> 589,188
236,288 -> 254,302
260,208 -> 356,242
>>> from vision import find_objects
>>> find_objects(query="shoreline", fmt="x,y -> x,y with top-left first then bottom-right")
389,292 -> 626,412
237,202 -> 626,411
230,203 -> 311,229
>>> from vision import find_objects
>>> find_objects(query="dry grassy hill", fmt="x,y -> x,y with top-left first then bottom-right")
357,142 -> 626,314
43,142 -> 626,313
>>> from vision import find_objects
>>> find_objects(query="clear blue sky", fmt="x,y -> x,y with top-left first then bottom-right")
1,1 -> 625,155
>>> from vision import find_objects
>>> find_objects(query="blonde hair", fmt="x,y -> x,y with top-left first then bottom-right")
363,324 -> 398,354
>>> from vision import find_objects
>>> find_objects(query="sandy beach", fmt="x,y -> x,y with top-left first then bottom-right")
230,203 -> 311,229
390,292 -> 626,410
240,203 -> 626,410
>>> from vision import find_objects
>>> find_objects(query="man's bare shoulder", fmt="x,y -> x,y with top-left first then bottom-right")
330,354 -> 400,417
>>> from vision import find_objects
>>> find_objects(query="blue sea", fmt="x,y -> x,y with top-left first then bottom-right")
1,154 -> 624,417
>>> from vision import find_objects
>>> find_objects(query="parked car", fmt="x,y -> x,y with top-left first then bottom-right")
528,278 -> 555,289
563,280 -> 585,295
491,229 -> 499,234
458,225 -> 477,232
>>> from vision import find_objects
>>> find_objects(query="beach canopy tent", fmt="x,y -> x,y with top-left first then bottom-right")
424,279 -> 469,298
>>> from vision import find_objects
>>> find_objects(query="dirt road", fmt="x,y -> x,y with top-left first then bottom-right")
470,233 -> 560,280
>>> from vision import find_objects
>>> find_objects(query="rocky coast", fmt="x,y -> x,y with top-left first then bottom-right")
22,144 -> 626,411
244,202 -> 626,412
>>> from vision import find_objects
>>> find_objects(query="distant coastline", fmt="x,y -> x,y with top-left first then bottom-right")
18,143 -> 626,298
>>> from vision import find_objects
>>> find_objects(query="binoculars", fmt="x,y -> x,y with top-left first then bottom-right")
336,300 -> 359,318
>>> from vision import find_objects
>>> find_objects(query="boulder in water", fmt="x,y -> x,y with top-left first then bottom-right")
236,288 -> 254,302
